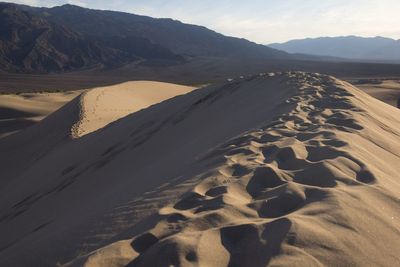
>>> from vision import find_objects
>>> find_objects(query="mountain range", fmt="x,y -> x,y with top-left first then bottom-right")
1,2 -> 400,77
0,2 -> 296,73
269,36 -> 400,62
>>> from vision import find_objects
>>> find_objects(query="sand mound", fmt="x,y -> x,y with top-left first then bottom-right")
0,81 -> 194,139
0,73 -> 400,266
0,90 -> 83,138
0,81 -> 194,185
71,81 -> 195,138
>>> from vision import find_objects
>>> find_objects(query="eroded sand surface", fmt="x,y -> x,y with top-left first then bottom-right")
0,73 -> 399,267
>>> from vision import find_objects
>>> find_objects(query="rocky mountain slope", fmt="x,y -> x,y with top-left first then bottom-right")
0,2 -> 294,73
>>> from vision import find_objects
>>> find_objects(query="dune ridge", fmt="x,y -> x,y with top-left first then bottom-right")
68,73 -> 400,266
71,81 -> 194,138
0,73 -> 399,266
0,81 -> 194,187
0,90 -> 83,138
0,81 -> 194,139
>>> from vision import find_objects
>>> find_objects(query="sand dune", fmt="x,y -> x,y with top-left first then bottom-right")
71,81 -> 195,138
0,81 -> 194,187
0,81 -> 194,139
0,90 -> 83,138
0,73 -> 400,266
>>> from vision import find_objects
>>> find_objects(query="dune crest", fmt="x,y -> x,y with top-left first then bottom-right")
0,81 -> 194,139
1,73 -> 399,266
0,90 -> 83,138
69,81 -> 195,138
68,73 -> 400,266
0,81 -> 194,187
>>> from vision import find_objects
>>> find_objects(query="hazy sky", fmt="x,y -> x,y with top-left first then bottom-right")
8,0 -> 400,44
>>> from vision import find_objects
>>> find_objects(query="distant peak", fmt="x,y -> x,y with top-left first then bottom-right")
57,4 -> 84,9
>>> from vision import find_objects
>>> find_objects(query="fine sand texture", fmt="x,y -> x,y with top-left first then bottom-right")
0,72 -> 399,266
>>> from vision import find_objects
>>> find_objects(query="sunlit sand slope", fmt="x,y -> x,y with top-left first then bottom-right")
71,81 -> 195,137
0,73 -> 399,267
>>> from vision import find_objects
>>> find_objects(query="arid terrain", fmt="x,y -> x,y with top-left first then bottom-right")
1,75 -> 397,139
0,90 -> 84,138
0,81 -> 194,138
0,72 -> 399,266
1,2 -> 400,267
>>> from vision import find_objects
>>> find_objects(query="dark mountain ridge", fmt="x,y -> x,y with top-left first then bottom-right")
0,2 -> 295,73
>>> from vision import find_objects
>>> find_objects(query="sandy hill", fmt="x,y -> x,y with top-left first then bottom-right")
0,81 -> 194,182
0,81 -> 194,138
71,81 -> 195,138
0,90 -> 84,138
0,72 -> 400,266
